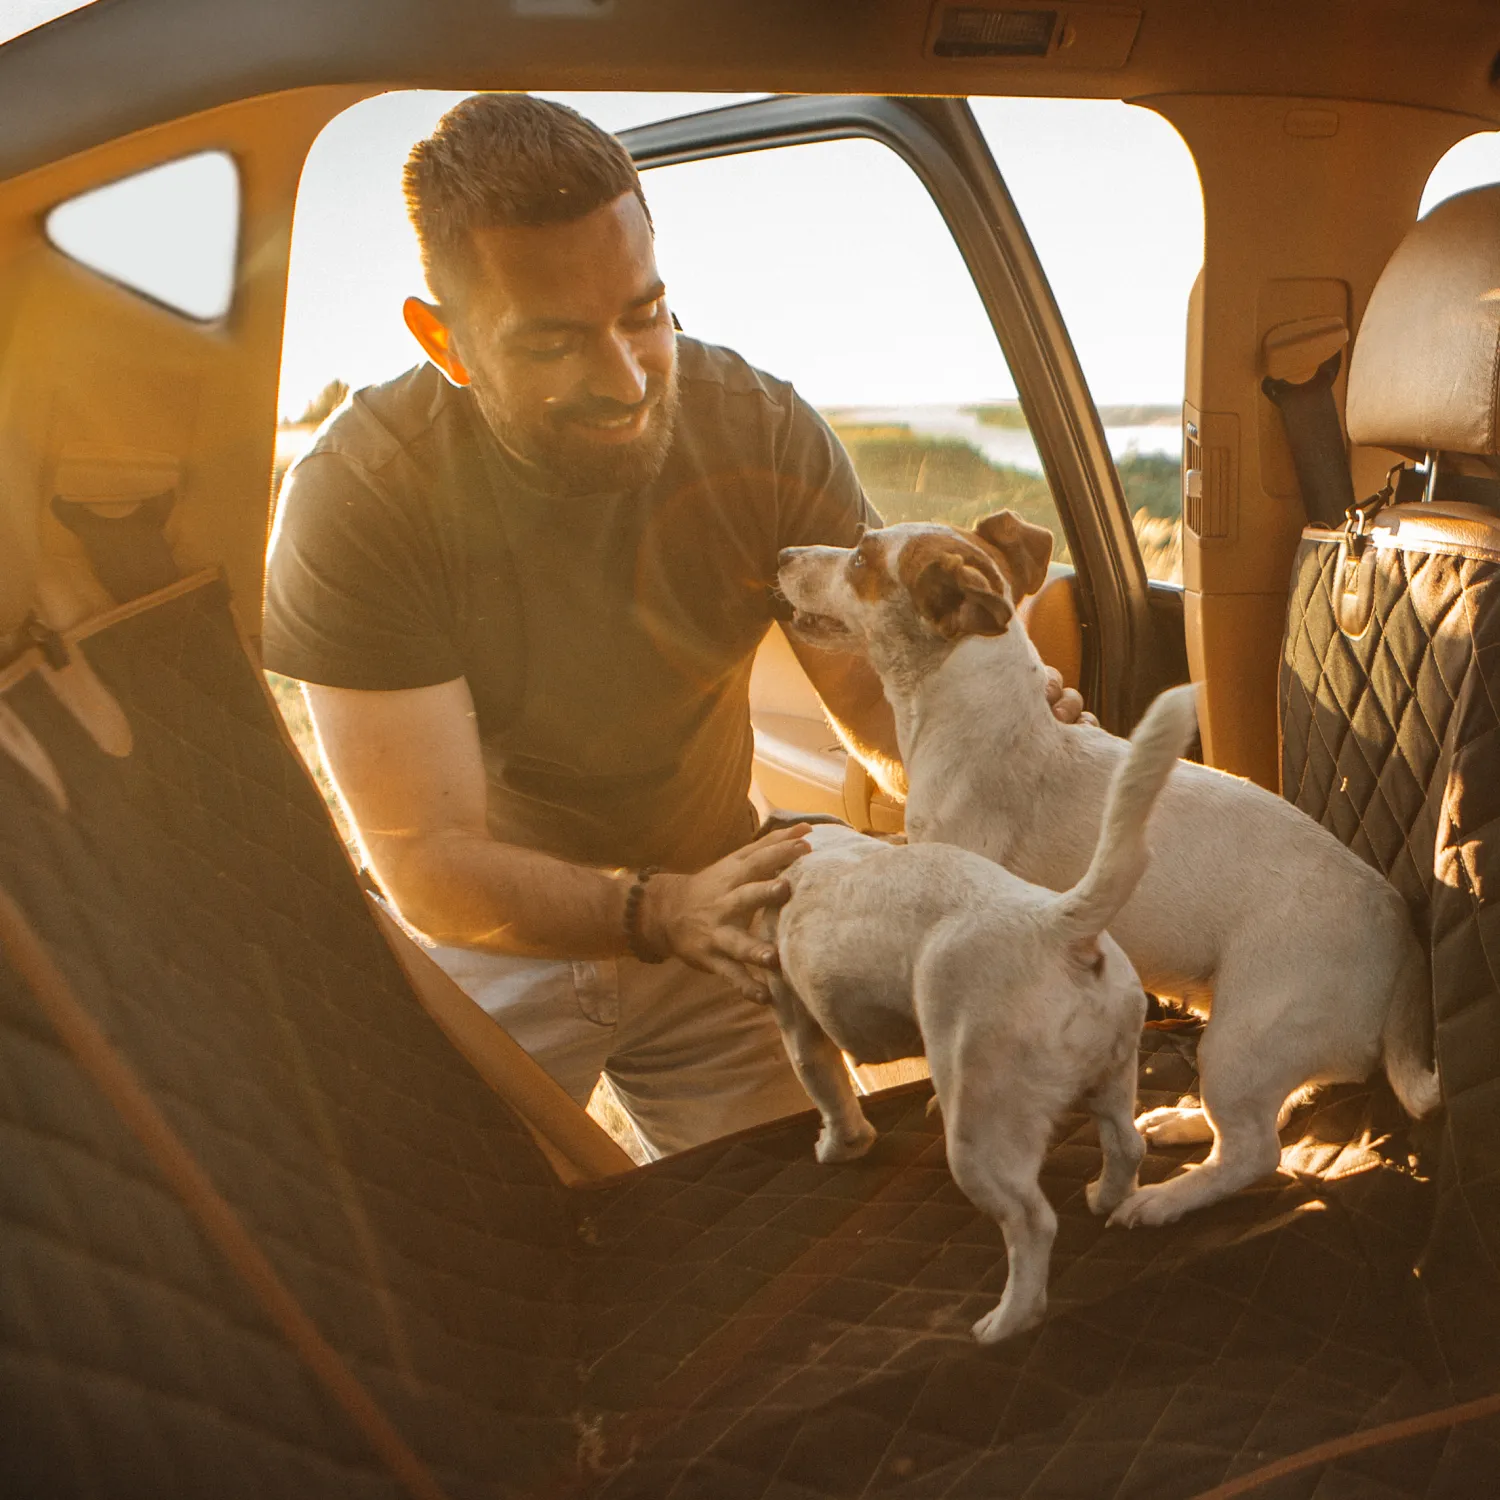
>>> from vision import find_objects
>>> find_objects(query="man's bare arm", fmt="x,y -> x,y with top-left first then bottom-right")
783,630 -> 908,799
302,678 -> 806,999
785,626 -> 1093,803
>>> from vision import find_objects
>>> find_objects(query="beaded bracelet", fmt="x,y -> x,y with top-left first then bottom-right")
623,865 -> 668,964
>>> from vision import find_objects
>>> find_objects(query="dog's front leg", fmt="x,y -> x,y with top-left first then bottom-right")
766,976 -> 877,1163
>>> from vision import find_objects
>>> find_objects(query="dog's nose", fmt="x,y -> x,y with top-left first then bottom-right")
777,547 -> 798,570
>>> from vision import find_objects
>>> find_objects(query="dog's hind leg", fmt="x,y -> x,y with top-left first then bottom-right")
1084,1046 -> 1146,1216
1110,1021 -> 1290,1228
941,1082 -> 1057,1344
767,976 -> 877,1164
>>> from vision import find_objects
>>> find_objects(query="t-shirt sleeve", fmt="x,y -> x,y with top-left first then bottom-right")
261,454 -> 465,690
774,390 -> 883,550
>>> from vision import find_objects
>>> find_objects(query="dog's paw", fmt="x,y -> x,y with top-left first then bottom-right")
1107,1183 -> 1186,1229
815,1119 -> 877,1164
1135,1104 -> 1213,1147
1085,1174 -> 1134,1217
971,1296 -> 1045,1345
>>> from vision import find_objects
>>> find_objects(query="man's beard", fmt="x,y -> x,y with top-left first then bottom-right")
472,364 -> 681,497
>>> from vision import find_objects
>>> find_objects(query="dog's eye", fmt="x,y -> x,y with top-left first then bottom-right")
850,551 -> 866,570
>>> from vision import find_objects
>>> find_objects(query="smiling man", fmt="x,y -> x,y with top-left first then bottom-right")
263,94 -> 1080,1157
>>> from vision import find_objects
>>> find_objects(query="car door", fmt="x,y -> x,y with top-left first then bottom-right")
620,95 -> 1188,828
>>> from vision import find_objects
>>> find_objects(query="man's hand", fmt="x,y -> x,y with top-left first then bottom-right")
1044,666 -> 1097,726
640,824 -> 812,1001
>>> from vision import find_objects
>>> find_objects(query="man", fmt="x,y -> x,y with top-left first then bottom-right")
264,94 -> 1083,1157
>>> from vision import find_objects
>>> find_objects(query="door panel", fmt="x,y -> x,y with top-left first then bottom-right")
0,86 -> 362,644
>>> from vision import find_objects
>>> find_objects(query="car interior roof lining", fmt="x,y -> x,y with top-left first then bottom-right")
3,0 -> 1500,184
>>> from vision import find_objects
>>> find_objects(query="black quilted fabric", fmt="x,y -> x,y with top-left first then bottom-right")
1281,527 -> 1500,1380
1,573 -> 1495,1499
567,1061 -> 1500,1500
0,581 -> 580,1499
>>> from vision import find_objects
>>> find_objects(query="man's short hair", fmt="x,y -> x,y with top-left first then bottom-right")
403,94 -> 651,313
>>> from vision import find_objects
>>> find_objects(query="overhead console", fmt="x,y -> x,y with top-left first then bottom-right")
923,2 -> 1141,69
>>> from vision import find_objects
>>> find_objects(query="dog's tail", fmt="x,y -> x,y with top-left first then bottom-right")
1052,685 -> 1198,945
1382,938 -> 1441,1118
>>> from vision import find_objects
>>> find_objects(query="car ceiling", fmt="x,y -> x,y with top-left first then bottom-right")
3,0 -> 1500,184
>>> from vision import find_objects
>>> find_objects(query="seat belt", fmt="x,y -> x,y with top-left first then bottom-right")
51,490 -> 181,603
1261,316 -> 1500,524
1260,320 -> 1355,529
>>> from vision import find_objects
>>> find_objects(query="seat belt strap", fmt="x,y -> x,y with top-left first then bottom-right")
51,490 -> 180,604
1262,351 -> 1356,529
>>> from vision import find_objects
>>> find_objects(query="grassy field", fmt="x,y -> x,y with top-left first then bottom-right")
828,421 -> 1183,584
968,401 -> 1181,429
276,408 -> 1182,583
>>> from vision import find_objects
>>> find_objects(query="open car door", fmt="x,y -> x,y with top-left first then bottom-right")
620,95 -> 1190,829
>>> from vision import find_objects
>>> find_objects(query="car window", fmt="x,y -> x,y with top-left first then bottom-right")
1420,129 -> 1500,215
45,150 -> 240,321
0,1 -> 99,47
636,136 -> 1070,566
277,90 -> 764,442
280,93 -> 1070,573
972,98 -> 1205,585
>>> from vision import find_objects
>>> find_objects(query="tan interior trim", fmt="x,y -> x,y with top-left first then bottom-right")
368,899 -> 636,1184
1019,571 -> 1084,691
0,881 -> 450,1500
1259,314 -> 1348,384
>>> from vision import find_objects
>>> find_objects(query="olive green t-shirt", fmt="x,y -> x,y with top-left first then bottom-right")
262,337 -> 874,872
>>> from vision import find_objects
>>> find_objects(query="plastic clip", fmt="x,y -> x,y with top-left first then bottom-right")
20,614 -> 70,671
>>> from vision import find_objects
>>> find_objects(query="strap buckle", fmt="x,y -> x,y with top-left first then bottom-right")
1342,464 -> 1403,555
19,613 -> 71,671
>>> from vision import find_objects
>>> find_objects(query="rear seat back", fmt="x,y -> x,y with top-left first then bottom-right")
1280,182 -> 1500,1373
0,577 -> 583,1498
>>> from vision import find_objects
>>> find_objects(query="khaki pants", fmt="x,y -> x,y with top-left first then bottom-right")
426,943 -> 811,1159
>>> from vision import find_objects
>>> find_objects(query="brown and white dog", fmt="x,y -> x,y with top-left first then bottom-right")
764,685 -> 1196,1341
777,513 -> 1439,1230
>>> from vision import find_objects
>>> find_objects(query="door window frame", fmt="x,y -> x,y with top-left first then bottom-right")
621,93 -> 1153,730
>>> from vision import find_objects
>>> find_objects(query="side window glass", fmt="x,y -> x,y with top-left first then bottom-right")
1420,130 -> 1500,215
44,150 -> 240,321
640,138 -> 1071,567
972,99 -> 1205,584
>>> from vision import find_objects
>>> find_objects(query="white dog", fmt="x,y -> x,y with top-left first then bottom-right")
763,685 -> 1196,1342
776,513 -> 1439,1231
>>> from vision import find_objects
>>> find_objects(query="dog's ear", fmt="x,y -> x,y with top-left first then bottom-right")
910,550 -> 1014,640
972,512 -> 1054,602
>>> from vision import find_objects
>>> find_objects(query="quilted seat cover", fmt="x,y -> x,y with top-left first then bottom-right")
1281,514 -> 1500,1377
1,572 -> 1495,1498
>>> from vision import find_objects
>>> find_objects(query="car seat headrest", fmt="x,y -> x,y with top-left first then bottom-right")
1346,183 -> 1500,457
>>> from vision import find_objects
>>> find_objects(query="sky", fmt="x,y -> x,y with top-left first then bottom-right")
280,90 -> 1211,420
0,0 -> 95,44
276,89 -> 1500,422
